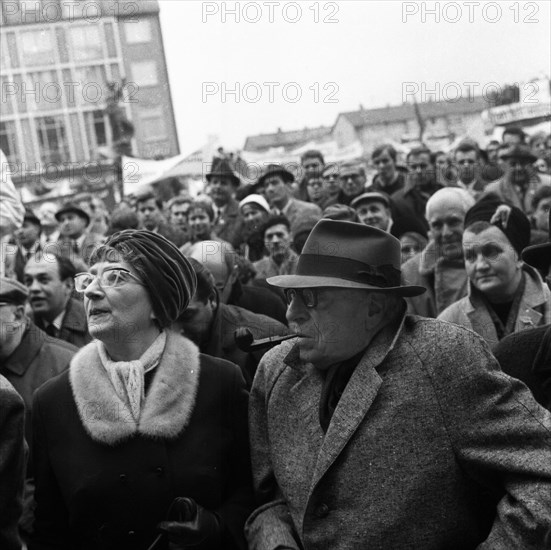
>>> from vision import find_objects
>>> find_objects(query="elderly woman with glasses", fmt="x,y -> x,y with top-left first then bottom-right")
29,230 -> 253,550
438,198 -> 551,348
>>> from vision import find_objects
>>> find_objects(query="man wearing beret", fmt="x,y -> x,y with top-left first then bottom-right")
0,276 -> 76,537
483,144 -> 551,213
245,218 -> 551,549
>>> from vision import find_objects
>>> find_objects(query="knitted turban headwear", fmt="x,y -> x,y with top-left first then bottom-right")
89,230 -> 197,328
463,196 -> 530,257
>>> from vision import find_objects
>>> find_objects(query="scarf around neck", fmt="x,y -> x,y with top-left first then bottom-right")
98,331 -> 167,421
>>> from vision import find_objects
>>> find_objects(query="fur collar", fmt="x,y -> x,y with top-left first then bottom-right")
69,330 -> 200,446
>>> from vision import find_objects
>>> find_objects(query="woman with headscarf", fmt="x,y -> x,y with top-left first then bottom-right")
438,198 -> 551,348
29,230 -> 253,550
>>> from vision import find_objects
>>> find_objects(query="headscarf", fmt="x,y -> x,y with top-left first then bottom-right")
92,230 -> 197,328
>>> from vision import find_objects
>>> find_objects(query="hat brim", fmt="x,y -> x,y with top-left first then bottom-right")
267,274 -> 426,297
55,208 -> 90,225
522,243 -> 551,271
206,173 -> 240,186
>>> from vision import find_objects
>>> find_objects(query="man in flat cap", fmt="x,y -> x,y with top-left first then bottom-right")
245,219 -> 551,549
483,144 -> 551,213
0,276 -> 76,537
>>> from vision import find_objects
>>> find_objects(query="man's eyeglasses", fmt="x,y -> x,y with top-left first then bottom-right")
74,268 -> 144,293
284,288 -> 318,308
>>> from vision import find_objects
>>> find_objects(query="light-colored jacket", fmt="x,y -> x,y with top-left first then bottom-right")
246,314 -> 551,549
438,264 -> 551,349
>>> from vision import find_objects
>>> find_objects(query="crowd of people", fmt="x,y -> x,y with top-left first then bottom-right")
0,124 -> 551,549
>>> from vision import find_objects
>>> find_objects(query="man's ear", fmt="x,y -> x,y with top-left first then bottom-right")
62,277 -> 74,293
14,305 -> 26,322
366,293 -> 385,317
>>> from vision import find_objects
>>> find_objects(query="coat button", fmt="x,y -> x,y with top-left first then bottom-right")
119,474 -> 127,483
128,530 -> 135,536
315,503 -> 329,518
155,467 -> 164,476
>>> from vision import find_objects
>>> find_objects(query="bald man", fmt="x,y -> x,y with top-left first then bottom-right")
401,188 -> 475,317
187,241 -> 287,324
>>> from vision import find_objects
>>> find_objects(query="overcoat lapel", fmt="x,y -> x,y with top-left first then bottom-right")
308,319 -> 403,492
309,359 -> 382,492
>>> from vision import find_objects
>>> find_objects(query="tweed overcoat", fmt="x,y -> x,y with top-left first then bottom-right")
29,331 -> 254,550
245,315 -> 551,549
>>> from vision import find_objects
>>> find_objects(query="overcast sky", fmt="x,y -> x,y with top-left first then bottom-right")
158,1 -> 551,155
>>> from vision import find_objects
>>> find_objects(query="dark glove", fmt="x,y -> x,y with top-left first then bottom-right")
158,497 -> 223,550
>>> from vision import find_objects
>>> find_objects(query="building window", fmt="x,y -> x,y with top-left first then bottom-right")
84,110 -> 108,158
139,108 -> 166,141
73,65 -> 107,106
68,25 -> 103,61
36,116 -> 70,164
125,20 -> 152,44
20,28 -> 55,66
0,121 -> 18,164
130,61 -> 158,87
21,70 -> 60,112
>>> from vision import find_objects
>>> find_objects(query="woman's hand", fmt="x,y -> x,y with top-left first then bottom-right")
158,497 -> 223,550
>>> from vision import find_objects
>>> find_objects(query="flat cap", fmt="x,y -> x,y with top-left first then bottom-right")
0,277 -> 29,305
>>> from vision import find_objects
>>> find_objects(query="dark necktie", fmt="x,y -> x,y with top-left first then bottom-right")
45,324 -> 59,338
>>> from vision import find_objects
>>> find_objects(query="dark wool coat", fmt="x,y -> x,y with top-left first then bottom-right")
29,332 -> 254,550
1,321 -> 76,445
34,297 -> 92,349
246,315 -> 551,549
212,198 -> 244,249
0,376 -> 26,550
493,324 -> 551,410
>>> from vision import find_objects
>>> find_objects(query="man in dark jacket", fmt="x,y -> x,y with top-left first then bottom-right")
493,209 -> 551,410
174,259 -> 288,386
206,159 -> 244,248
187,240 -> 287,324
0,276 -> 76,537
391,145 -> 443,238
0,375 -> 25,550
23,253 -> 91,348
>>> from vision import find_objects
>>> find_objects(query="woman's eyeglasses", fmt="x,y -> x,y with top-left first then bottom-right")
74,268 -> 144,293
284,288 -> 318,308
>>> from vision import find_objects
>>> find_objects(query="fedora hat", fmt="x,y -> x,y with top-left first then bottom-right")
254,164 -> 294,191
267,219 -> 426,297
55,202 -> 90,225
522,209 -> 551,272
206,159 -> 241,187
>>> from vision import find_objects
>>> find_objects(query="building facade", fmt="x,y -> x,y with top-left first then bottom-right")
1,0 -> 178,182
332,97 -> 489,155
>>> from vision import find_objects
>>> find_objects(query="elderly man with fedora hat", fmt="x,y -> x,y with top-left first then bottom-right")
245,218 -> 551,549
254,164 -> 321,235
483,144 -> 551,213
493,209 -> 551,411
205,158 -> 244,248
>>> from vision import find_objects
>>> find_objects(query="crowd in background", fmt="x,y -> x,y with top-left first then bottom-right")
1,124 -> 551,549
